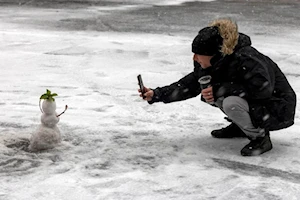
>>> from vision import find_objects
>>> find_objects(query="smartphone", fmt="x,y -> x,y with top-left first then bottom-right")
137,74 -> 145,95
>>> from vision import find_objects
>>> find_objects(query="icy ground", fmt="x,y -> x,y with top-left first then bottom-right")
0,1 -> 300,199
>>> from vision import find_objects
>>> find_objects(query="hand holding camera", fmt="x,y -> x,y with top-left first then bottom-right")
137,74 -> 154,101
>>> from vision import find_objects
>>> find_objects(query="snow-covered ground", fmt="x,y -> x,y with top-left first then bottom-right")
0,1 -> 300,199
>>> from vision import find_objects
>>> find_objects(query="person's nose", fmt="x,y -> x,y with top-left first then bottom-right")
193,54 -> 197,61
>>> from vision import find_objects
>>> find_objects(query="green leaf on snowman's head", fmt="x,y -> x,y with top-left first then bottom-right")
40,89 -> 58,101
40,94 -> 48,99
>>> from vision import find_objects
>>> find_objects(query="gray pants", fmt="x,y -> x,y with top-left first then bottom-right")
214,96 -> 265,139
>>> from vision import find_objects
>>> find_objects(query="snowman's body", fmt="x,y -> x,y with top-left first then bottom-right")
29,100 -> 62,151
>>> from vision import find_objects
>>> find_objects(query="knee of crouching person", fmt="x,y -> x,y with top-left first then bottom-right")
222,96 -> 246,115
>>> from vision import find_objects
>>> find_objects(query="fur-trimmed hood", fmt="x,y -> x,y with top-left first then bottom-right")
210,19 -> 251,55
192,18 -> 251,56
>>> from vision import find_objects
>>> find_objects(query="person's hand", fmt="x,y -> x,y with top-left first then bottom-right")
138,87 -> 154,101
201,86 -> 214,103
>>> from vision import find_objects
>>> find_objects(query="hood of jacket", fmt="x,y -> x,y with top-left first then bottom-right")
210,19 -> 251,56
234,33 -> 252,51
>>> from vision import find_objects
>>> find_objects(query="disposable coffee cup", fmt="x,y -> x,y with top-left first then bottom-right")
198,75 -> 212,89
199,75 -> 214,104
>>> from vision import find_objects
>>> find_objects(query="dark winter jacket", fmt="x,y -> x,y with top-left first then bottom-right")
149,33 -> 296,131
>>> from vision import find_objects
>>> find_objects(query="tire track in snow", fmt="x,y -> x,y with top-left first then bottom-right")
213,158 -> 300,184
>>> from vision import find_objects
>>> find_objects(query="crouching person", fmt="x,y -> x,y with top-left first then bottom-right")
138,18 -> 296,156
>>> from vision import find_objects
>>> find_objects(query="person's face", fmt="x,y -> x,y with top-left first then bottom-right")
193,54 -> 214,69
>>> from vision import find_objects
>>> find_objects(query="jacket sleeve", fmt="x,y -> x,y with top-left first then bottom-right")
213,82 -> 248,100
148,65 -> 202,104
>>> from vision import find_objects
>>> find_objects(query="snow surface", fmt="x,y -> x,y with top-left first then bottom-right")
0,1 -> 300,200
94,0 -> 215,6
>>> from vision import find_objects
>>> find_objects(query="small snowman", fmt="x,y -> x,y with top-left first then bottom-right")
29,89 -> 67,151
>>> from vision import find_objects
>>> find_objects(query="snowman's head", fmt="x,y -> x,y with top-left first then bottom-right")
42,100 -> 56,115
39,89 -> 58,115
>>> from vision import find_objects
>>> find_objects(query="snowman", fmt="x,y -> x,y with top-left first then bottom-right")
29,89 -> 67,151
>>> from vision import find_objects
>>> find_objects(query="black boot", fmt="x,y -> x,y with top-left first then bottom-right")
241,134 -> 272,156
211,123 -> 246,138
